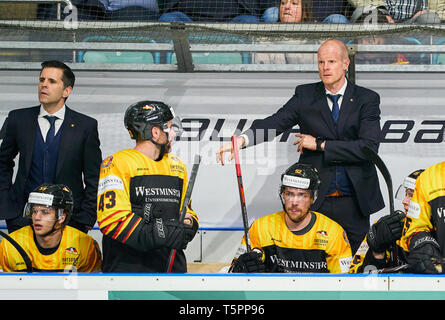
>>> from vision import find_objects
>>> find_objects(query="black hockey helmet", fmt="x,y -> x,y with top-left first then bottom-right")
279,163 -> 320,200
395,169 -> 424,200
24,183 -> 74,226
124,100 -> 182,141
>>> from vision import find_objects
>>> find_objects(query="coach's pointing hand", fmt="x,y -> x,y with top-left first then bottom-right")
216,136 -> 245,166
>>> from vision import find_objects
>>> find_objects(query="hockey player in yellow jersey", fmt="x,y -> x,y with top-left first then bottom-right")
97,100 -> 198,272
399,161 -> 445,274
230,163 -> 352,273
349,169 -> 423,273
0,184 -> 101,272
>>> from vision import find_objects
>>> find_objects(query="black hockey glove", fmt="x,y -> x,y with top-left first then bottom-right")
407,232 -> 443,274
152,218 -> 196,250
230,250 -> 266,273
367,210 -> 405,254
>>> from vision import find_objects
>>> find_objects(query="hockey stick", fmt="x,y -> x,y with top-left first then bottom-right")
375,258 -> 445,273
362,145 -> 398,265
166,154 -> 201,273
0,230 -> 32,273
232,136 -> 251,252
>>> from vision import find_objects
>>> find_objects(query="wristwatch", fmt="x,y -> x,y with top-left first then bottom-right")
316,137 -> 324,152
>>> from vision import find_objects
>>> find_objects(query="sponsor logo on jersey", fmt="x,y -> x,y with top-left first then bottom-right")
270,254 -> 327,272
63,247 -> 80,266
98,175 -> 124,194
437,207 -> 445,221
134,186 -> 181,199
339,256 -> 353,273
407,201 -> 421,219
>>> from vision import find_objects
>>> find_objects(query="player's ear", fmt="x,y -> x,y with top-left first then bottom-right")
58,212 -> 66,225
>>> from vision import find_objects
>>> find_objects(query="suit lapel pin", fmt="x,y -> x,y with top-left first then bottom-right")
71,123 -> 75,127
350,98 -> 354,102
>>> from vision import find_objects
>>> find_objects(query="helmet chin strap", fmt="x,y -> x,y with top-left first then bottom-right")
150,138 -> 167,161
34,220 -> 63,238
150,130 -> 170,161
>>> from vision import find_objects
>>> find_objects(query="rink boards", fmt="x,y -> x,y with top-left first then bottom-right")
1,273 -> 445,300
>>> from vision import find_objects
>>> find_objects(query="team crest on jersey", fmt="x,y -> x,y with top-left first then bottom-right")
65,247 -> 78,255
63,247 -> 80,266
316,230 -> 328,237
101,156 -> 114,169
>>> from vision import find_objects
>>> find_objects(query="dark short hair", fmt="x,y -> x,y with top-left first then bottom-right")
40,60 -> 75,88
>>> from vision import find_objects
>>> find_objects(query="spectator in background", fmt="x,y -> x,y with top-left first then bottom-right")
158,0 -> 280,23
352,7 -> 432,65
349,0 -> 441,24
264,0 -> 350,23
254,0 -> 319,64
99,0 -> 160,20
37,0 -> 160,21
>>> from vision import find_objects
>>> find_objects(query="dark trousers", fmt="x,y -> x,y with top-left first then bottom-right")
317,195 -> 369,255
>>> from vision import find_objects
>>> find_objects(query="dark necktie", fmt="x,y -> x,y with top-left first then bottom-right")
327,94 -> 341,125
44,115 -> 57,145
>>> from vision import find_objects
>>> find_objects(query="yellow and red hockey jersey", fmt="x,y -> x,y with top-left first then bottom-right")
97,149 -> 198,272
400,162 -> 445,253
233,210 -> 352,273
0,225 -> 102,272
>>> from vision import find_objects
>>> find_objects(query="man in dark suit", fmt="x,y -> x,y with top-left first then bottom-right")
0,60 -> 102,233
216,39 -> 384,254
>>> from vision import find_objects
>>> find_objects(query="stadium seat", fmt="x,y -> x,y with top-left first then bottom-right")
403,37 -> 426,60
83,51 -> 155,64
432,38 -> 445,64
78,35 -> 160,64
436,54 -> 445,65
170,52 -> 243,65
167,33 -> 251,65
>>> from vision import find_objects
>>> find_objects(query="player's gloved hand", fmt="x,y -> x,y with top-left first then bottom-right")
407,232 -> 443,274
230,249 -> 266,273
152,217 -> 195,250
367,210 -> 405,253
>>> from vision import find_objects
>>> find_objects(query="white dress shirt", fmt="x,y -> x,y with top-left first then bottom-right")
38,105 -> 65,142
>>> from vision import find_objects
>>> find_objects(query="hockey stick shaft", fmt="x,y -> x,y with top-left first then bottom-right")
166,154 -> 201,273
0,230 -> 32,273
362,146 -> 394,214
362,146 -> 397,265
232,136 -> 251,252
377,258 -> 445,273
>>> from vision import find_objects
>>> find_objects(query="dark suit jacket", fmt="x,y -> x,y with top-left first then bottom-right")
244,80 -> 384,217
0,105 -> 102,228
159,0 -> 279,16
